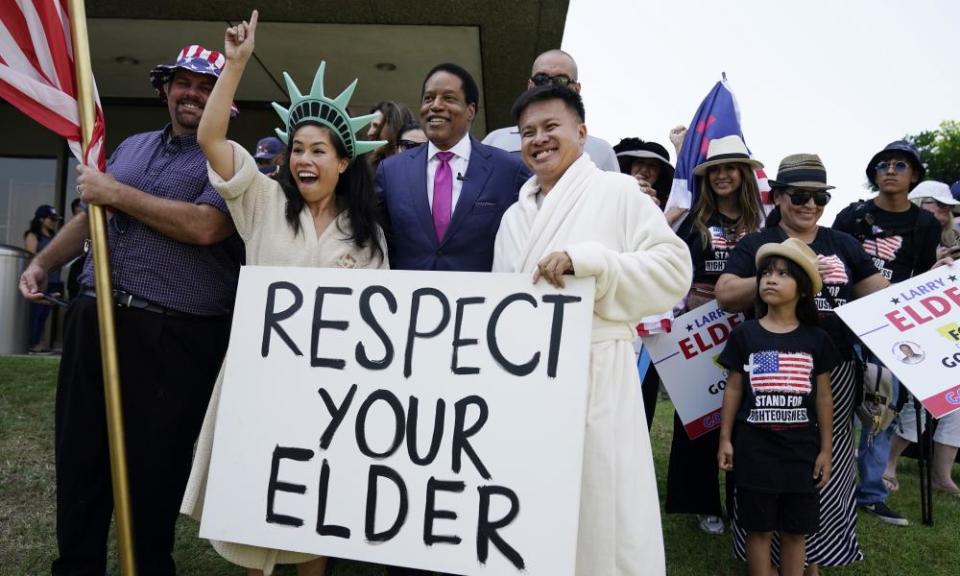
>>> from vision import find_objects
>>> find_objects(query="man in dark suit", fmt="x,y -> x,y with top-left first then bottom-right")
372,63 -> 527,576
376,62 -> 529,272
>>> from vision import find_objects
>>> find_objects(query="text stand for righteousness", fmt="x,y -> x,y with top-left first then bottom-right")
201,266 -> 596,575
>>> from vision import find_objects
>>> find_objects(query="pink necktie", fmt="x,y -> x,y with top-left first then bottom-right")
432,151 -> 454,241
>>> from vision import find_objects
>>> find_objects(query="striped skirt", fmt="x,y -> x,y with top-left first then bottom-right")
731,360 -> 864,566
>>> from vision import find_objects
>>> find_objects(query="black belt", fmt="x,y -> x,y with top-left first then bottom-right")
79,288 -> 189,317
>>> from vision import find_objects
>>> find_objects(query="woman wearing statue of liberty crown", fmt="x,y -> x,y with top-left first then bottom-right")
180,10 -> 388,575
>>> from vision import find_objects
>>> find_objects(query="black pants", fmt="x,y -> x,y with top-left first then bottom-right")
52,296 -> 230,576
665,412 -> 724,516
640,364 -> 660,431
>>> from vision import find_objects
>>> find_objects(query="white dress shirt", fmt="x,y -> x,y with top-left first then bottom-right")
426,134 -> 472,212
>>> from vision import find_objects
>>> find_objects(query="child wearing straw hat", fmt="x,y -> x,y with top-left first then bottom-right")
717,238 -> 839,576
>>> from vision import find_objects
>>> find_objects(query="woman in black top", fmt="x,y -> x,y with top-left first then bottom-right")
716,154 -> 888,573
666,135 -> 764,535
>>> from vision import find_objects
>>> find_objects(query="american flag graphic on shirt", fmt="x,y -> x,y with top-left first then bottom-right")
747,351 -> 813,394
863,235 -> 903,262
708,226 -> 742,250
816,254 -> 849,285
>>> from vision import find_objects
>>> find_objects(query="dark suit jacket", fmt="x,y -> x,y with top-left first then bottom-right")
375,136 -> 530,271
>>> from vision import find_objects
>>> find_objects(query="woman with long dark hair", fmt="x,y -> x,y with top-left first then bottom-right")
24,204 -> 62,353
366,100 -> 416,171
182,12 -> 387,575
665,135 -> 764,535
716,154 -> 889,575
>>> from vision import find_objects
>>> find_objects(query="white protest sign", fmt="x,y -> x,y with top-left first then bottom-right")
201,266 -> 595,576
834,263 -> 960,418
642,300 -> 745,438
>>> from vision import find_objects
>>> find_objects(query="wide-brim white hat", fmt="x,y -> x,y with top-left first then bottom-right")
908,180 -> 959,206
693,135 -> 763,175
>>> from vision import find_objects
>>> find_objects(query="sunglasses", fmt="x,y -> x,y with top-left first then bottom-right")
786,189 -> 831,206
530,73 -> 575,88
397,139 -> 424,150
874,160 -> 911,173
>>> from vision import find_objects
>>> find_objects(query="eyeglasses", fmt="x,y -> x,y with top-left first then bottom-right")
530,73 -> 576,88
786,189 -> 831,206
397,139 -> 424,150
874,160 -> 911,173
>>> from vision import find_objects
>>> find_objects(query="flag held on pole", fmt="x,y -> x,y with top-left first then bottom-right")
664,78 -> 771,222
0,0 -> 106,169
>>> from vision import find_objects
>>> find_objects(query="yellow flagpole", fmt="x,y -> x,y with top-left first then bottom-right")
66,1 -> 137,574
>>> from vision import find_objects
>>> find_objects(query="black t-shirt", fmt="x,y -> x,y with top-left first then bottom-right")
719,320 -> 839,493
678,211 -> 749,285
723,226 -> 878,357
832,200 -> 941,283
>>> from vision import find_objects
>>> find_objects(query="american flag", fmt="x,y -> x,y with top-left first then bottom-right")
816,254 -> 849,285
748,350 -> 813,394
0,0 -> 106,169
709,225 -> 743,250
663,78 -> 770,225
863,236 -> 903,262
636,311 -> 674,336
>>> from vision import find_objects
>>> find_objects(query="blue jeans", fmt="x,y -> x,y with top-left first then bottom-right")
29,302 -> 51,347
856,377 -> 900,506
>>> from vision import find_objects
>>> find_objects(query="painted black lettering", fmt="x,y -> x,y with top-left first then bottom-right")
476,485 -> 524,569
365,465 -> 408,542
316,458 -> 350,538
424,477 -> 465,546
542,294 -> 582,377
355,389 -> 405,459
407,396 -> 445,466
452,395 -> 490,479
487,293 -> 539,376
317,384 -> 358,450
311,287 -> 353,369
356,285 -> 398,370
404,288 -> 451,377
266,445 -> 313,527
452,296 -> 485,375
261,282 -> 304,357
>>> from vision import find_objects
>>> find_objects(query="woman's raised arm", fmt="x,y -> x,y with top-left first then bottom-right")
198,9 -> 258,180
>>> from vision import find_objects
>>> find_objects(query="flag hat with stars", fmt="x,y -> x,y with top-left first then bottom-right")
150,45 -> 238,116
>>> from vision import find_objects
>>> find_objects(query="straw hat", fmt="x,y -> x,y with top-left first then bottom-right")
768,153 -> 835,191
755,238 -> 823,295
693,135 -> 763,175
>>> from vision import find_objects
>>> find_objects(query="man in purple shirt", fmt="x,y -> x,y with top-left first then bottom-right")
19,45 -> 242,576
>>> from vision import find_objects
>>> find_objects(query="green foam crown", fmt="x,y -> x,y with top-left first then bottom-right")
271,61 -> 385,159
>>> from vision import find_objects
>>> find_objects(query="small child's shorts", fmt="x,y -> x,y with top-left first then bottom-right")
736,487 -> 819,534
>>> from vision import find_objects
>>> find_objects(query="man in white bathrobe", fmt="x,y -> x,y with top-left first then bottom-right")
493,85 -> 692,576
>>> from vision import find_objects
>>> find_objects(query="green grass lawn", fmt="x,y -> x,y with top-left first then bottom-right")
2,356 -> 958,575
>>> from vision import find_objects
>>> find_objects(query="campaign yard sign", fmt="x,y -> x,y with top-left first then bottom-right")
200,266 -> 596,576
834,264 -> 960,418
642,300 -> 746,438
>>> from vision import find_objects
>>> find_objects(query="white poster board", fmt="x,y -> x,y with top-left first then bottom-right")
201,266 -> 596,576
834,264 -> 960,418
642,300 -> 746,438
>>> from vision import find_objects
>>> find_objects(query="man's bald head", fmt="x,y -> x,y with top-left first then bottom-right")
528,49 -> 580,93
